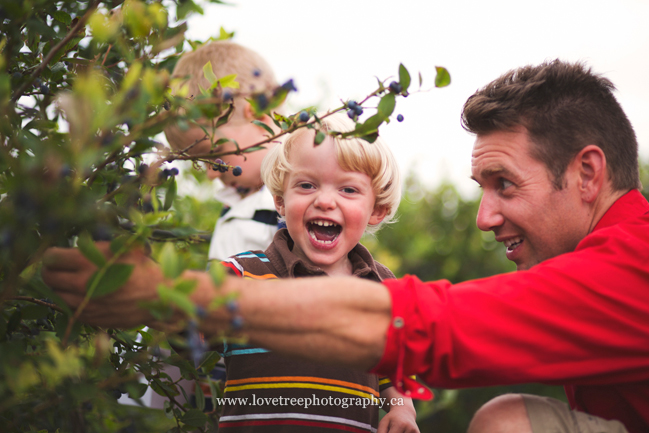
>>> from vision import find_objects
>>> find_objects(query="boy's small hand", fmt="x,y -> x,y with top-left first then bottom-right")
377,404 -> 420,433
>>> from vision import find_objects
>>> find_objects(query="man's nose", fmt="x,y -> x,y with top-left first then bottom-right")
476,192 -> 505,232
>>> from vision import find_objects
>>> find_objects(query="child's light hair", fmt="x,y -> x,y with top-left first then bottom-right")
164,41 -> 278,151
261,112 -> 401,233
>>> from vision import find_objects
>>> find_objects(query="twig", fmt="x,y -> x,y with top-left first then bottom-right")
7,296 -> 65,313
10,1 -> 100,103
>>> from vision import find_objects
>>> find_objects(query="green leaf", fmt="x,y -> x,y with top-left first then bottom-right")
181,409 -> 208,427
203,61 -> 218,86
157,285 -> 196,317
195,382 -> 205,412
435,66 -> 451,88
209,261 -> 227,286
127,382 -> 148,399
89,264 -> 134,298
164,178 -> 176,211
217,73 -> 239,89
159,243 -> 182,279
175,279 -> 197,295
217,26 -> 235,41
77,232 -> 107,268
377,93 -> 396,118
199,351 -> 221,372
252,120 -> 275,136
399,63 -> 411,92
314,131 -> 326,145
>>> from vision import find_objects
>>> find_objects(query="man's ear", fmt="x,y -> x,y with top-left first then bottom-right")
368,205 -> 389,226
574,145 -> 607,203
274,195 -> 286,216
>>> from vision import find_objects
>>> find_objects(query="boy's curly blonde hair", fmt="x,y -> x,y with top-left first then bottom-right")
261,112 -> 401,234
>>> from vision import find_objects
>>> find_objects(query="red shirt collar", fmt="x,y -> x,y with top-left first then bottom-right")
593,189 -> 649,232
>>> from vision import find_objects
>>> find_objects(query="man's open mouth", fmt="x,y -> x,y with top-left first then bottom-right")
504,237 -> 523,252
307,220 -> 342,245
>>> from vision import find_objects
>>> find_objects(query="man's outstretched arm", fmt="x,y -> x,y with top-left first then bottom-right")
41,244 -> 392,370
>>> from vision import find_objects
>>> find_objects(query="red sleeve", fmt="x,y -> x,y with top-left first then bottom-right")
371,216 -> 649,392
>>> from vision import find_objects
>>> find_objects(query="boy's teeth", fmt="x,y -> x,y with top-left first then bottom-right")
313,220 -> 337,227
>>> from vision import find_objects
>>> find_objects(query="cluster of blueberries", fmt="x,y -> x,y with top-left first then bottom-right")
212,158 -> 242,176
346,100 -> 363,119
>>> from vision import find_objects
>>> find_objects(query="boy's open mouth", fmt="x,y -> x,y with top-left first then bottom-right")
307,220 -> 342,244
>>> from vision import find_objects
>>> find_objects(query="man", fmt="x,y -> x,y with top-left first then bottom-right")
43,60 -> 649,433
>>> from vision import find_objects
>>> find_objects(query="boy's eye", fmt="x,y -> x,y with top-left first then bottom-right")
299,183 -> 314,190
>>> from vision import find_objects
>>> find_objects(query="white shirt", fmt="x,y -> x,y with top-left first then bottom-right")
208,185 -> 279,261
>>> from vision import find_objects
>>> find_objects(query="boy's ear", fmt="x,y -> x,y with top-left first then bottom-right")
368,205 -> 388,226
243,103 -> 273,125
274,195 -> 286,216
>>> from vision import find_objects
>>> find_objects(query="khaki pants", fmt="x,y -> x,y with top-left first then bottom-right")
523,394 -> 629,433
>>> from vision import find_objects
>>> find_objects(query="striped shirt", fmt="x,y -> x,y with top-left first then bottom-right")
217,229 -> 394,432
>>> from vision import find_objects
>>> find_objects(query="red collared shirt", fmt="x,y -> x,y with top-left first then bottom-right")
371,190 -> 649,433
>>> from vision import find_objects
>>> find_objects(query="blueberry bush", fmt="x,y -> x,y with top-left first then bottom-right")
0,1 -> 450,431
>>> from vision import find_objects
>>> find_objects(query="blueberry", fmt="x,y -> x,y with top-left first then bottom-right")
280,79 -> 297,92
226,299 -> 239,313
223,90 -> 233,102
158,169 -> 170,180
348,100 -> 358,109
253,68 -> 262,77
353,105 -> 363,116
0,230 -> 13,249
40,84 -> 49,95
12,72 -> 22,81
91,224 -> 113,241
389,81 -> 402,94
163,100 -> 170,111
232,166 -> 242,177
170,168 -> 179,176
298,111 -> 309,122
255,94 -> 269,110
231,316 -> 244,331
109,389 -> 122,399
137,163 -> 148,174
396,114 -> 404,122
59,164 -> 73,178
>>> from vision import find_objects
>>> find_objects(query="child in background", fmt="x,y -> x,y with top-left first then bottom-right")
217,112 -> 419,432
156,40 -> 283,410
164,40 -> 283,261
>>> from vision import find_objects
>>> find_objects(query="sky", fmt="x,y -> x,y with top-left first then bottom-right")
185,0 -> 649,198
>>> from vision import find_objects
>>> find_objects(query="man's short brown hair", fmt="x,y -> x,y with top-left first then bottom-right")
461,60 -> 639,191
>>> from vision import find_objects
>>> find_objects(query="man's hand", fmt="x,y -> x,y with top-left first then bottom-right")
42,243 -> 165,329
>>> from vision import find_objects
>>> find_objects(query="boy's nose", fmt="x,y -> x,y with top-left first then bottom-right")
313,190 -> 336,211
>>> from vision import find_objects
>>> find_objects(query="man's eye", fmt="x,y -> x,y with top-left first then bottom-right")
501,179 -> 514,189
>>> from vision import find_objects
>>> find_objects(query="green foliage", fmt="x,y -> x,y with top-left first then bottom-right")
0,1 -> 428,431
367,176 -> 515,283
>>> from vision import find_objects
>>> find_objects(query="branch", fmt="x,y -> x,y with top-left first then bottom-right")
10,1 -> 100,103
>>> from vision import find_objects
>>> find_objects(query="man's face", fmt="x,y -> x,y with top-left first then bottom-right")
471,127 -> 589,270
